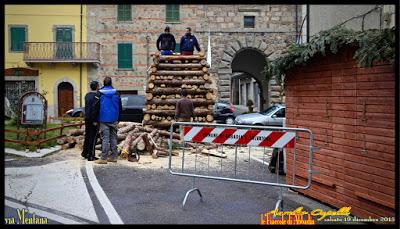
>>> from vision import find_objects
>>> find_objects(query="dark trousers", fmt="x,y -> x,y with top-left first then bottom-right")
82,121 -> 99,159
181,51 -> 193,55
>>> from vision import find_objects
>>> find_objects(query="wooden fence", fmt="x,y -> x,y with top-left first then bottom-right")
5,121 -> 84,151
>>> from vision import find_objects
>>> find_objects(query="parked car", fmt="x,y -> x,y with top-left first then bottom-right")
119,94 -> 145,122
65,107 -> 84,117
64,94 -> 145,122
213,101 -> 236,124
234,104 -> 285,126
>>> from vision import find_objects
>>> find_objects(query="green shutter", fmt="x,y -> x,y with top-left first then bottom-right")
118,43 -> 133,69
175,43 -> 180,53
166,5 -> 179,22
10,27 -> 26,51
118,5 -> 131,21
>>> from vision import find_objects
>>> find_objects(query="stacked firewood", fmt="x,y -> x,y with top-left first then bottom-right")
143,52 -> 216,130
56,122 -> 182,159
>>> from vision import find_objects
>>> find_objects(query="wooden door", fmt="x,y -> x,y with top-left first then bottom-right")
58,82 -> 73,116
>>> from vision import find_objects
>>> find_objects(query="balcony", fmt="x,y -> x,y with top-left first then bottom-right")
24,42 -> 100,64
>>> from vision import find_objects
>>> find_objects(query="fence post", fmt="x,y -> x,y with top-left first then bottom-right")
36,128 -> 41,152
60,123 -> 64,136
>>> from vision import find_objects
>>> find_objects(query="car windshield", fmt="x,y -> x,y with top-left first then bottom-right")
259,106 -> 279,115
121,95 -> 145,106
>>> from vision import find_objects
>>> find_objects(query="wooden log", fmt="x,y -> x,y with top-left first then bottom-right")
161,95 -> 166,100
202,67 -> 208,72
130,133 -> 146,150
148,82 -> 155,89
203,75 -> 209,81
206,92 -> 213,100
61,143 -> 71,150
151,67 -> 157,73
117,122 -> 130,128
142,133 -> 153,152
151,115 -> 156,120
155,70 -> 205,76
136,138 -> 146,151
147,98 -> 214,106
153,79 -> 206,85
157,63 -> 204,69
117,133 -> 128,141
159,55 -> 205,61
206,115 -> 214,122
118,123 -> 137,134
150,75 -> 156,81
151,104 -> 157,109
144,114 -> 151,121
57,137 -> 68,145
201,148 -> 227,158
66,128 -> 85,136
146,93 -> 153,100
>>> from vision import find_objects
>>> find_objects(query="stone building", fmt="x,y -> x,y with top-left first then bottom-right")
87,5 -> 302,110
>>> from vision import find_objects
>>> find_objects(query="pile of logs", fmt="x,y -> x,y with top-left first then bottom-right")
56,122 -> 182,159
143,53 -> 216,130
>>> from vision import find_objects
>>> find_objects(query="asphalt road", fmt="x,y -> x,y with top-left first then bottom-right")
4,148 -> 343,225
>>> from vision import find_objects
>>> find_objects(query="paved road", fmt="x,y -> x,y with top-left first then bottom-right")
4,147 -> 341,225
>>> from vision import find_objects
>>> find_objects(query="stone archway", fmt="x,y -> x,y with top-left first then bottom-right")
217,39 -> 271,110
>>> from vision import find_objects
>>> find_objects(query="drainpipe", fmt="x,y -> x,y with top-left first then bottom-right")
295,5 -> 298,43
306,4 -> 310,43
79,4 -> 83,107
146,35 -> 150,69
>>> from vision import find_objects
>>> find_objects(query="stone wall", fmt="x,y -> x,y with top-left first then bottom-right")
87,4 -> 300,105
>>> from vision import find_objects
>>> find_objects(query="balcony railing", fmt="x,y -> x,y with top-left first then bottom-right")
24,42 -> 100,63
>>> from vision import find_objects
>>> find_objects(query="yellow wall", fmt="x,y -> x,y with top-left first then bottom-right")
5,5 -> 89,117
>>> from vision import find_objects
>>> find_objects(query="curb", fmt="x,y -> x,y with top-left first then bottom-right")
5,146 -> 62,158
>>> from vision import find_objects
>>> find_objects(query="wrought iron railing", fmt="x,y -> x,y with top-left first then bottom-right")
24,42 -> 100,63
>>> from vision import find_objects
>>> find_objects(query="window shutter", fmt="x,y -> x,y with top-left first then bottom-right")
10,27 -> 26,51
175,43 -> 180,53
118,5 -> 131,21
118,43 -> 133,69
166,5 -> 179,22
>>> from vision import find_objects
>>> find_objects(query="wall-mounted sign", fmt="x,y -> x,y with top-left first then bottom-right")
18,92 -> 47,126
22,95 -> 44,125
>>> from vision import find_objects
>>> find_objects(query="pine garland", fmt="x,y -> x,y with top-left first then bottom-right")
265,26 -> 395,84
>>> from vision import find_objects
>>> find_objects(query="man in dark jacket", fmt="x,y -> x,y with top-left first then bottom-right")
175,89 -> 195,122
81,81 -> 100,161
180,27 -> 201,55
95,77 -> 122,164
156,26 -> 176,55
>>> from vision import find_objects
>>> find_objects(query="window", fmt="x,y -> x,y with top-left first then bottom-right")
166,5 -> 179,22
10,26 -> 26,52
274,108 -> 285,118
175,43 -> 180,53
244,16 -> 255,28
118,43 -> 133,69
118,5 -> 132,22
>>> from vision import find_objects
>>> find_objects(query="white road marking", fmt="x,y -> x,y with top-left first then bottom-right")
5,199 -> 84,224
85,161 -> 124,224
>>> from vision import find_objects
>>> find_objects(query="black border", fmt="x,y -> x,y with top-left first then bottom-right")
1,1 -> 399,228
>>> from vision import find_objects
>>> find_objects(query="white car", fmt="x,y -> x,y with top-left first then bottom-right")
234,104 -> 285,126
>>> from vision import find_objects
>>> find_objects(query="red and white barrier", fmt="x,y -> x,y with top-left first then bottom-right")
183,126 -> 295,148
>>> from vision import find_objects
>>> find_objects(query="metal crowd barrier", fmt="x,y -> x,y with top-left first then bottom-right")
168,122 -> 315,210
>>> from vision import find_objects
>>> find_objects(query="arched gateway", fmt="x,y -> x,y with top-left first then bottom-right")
216,39 -> 273,111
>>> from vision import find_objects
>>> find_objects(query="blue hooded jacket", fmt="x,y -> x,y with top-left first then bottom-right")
98,86 -> 122,123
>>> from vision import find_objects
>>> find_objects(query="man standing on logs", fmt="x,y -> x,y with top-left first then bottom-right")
175,89 -> 195,123
81,81 -> 100,161
180,27 -> 201,55
95,77 -> 122,165
156,26 -> 176,55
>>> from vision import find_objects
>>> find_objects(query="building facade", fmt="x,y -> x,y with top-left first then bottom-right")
5,5 -> 100,117
87,5 -> 302,110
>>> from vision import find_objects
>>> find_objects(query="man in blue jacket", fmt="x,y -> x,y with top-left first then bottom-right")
156,26 -> 176,55
95,77 -> 122,164
180,27 -> 201,55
